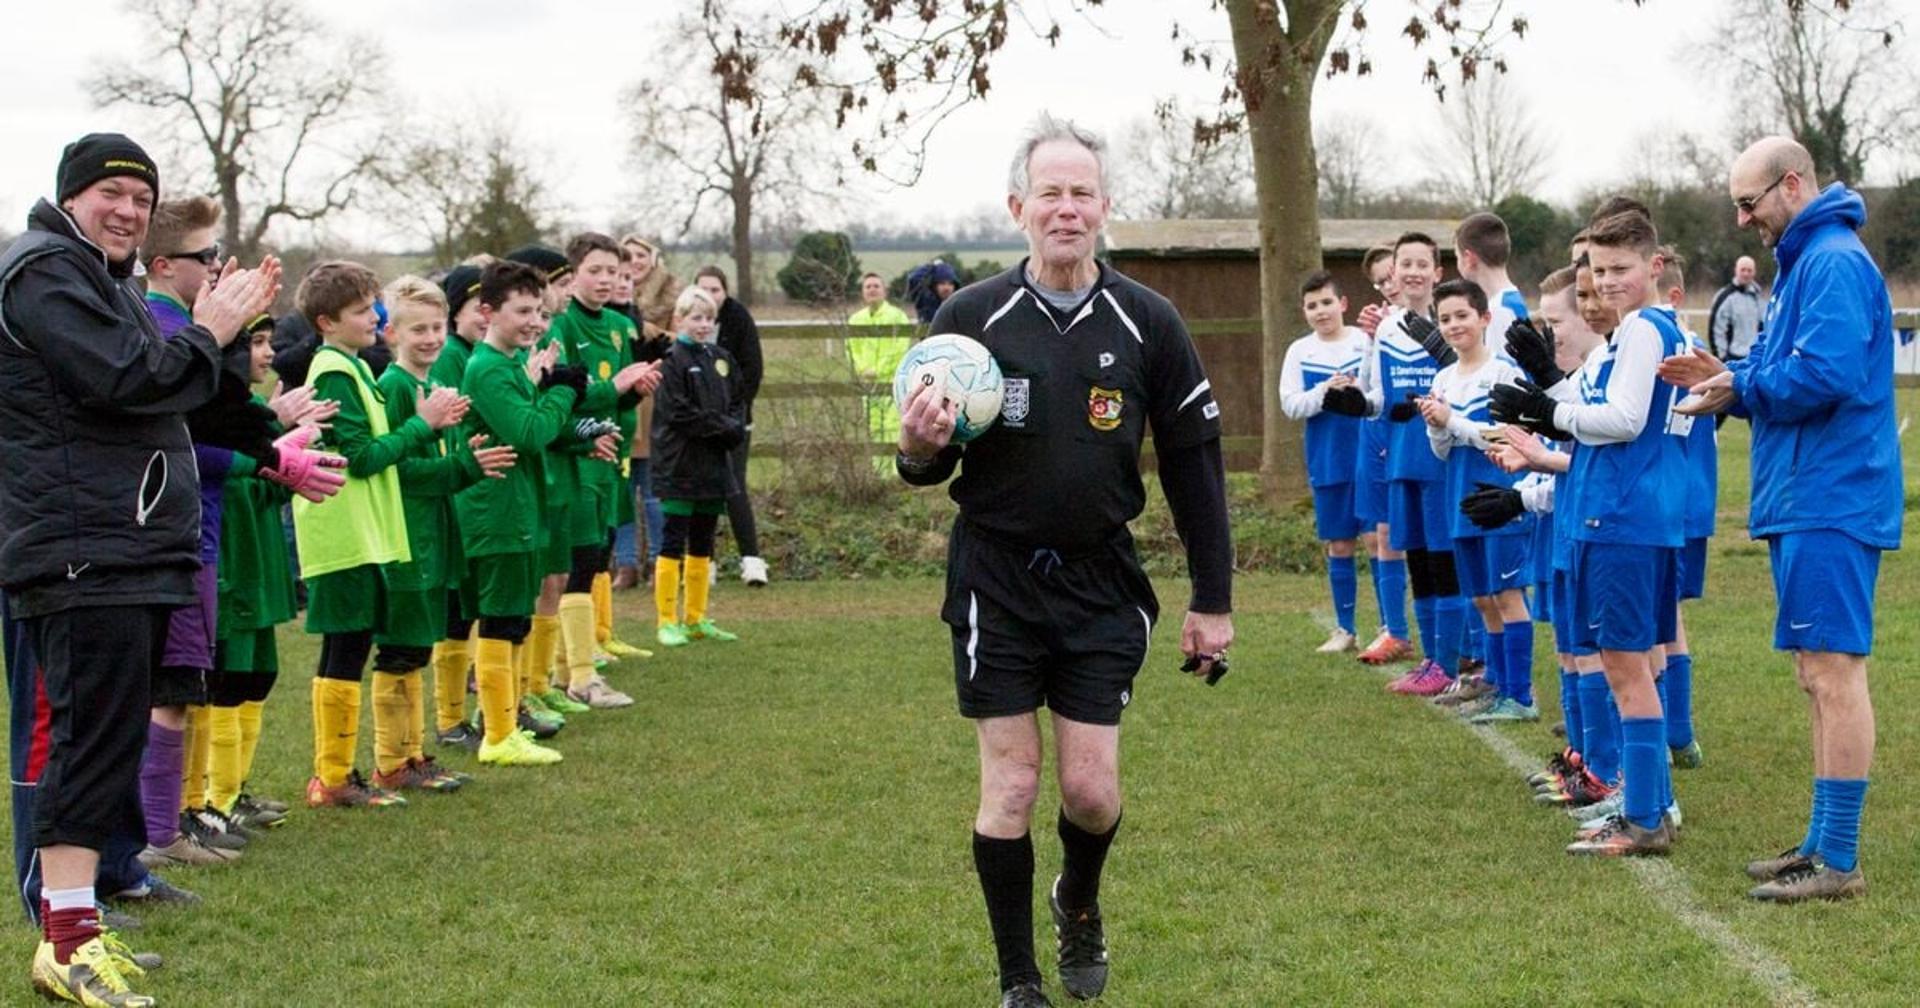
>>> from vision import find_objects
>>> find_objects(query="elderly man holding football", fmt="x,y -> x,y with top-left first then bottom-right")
894,112 -> 1234,1008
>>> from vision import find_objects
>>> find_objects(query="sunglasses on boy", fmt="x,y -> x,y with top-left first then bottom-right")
167,244 -> 222,267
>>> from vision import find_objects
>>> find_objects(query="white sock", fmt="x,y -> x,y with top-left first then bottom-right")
44,886 -> 95,913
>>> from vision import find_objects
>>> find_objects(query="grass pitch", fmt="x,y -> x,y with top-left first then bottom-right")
1,406 -> 1916,1006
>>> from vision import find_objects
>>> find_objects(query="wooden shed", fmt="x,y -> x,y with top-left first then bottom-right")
1104,218 -> 1458,471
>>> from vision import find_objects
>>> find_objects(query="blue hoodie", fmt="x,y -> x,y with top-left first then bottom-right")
1729,183 -> 1903,549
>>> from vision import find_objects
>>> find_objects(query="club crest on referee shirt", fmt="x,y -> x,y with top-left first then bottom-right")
1001,377 -> 1030,426
1087,386 -> 1123,431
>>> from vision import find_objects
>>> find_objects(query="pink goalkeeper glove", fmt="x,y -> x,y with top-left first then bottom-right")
262,426 -> 348,501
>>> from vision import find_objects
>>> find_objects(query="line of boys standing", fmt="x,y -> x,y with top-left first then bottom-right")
1286,206 -> 1719,860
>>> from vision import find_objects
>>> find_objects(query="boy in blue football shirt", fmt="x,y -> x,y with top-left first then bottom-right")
1418,279 -> 1535,723
1352,248 -> 1414,665
1280,271 -> 1372,653
1655,249 -> 1713,770
1492,210 -> 1691,856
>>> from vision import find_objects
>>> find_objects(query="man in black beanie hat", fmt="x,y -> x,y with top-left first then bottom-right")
0,132 -> 280,1006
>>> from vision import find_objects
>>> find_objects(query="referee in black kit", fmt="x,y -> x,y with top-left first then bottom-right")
896,113 -> 1234,1008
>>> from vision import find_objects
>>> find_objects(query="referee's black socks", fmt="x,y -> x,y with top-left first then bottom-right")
972,831 -> 1040,990
1057,808 -> 1120,910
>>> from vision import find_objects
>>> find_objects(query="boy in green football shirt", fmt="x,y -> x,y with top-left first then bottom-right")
294,262 -> 469,808
543,233 -> 661,707
457,261 -> 588,767
370,276 -> 516,791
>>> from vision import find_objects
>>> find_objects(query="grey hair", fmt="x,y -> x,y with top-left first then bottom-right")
1007,112 -> 1109,198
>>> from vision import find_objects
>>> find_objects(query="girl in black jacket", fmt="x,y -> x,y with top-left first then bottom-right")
649,286 -> 745,648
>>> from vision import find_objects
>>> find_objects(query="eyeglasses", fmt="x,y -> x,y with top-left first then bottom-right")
168,245 -> 221,267
1734,173 -> 1789,215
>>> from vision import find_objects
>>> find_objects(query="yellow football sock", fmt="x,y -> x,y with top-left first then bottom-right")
593,571 -> 614,644
311,677 -> 361,788
430,639 -> 471,732
181,704 -> 211,811
476,638 -> 517,746
530,614 -> 560,696
405,669 -> 427,761
684,555 -> 712,625
206,705 -> 244,814
559,593 -> 598,691
370,671 -> 409,775
237,700 -> 265,789
655,556 -> 682,626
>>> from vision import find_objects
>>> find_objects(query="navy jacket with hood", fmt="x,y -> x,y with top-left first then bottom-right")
1728,183 -> 1903,550
0,199 -> 231,617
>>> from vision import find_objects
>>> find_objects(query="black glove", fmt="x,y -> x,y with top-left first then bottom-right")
1387,394 -> 1420,422
1400,311 -> 1455,367
1488,379 -> 1565,437
573,417 -> 620,440
1505,317 -> 1565,388
1460,481 -> 1525,530
540,364 -> 589,397
1321,385 -> 1368,417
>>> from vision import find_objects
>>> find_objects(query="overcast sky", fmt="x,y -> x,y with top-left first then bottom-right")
3,0 -> 1915,251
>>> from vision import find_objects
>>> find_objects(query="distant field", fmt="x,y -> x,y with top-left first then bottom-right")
666,246 -> 1029,318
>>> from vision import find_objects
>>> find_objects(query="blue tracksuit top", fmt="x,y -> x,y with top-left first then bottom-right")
1728,183 -> 1903,550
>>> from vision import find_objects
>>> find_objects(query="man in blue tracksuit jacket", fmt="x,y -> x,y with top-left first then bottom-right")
1664,136 -> 1903,903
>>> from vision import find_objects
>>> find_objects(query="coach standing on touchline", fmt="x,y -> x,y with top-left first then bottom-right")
1663,136 -> 1902,904
1706,254 -> 1764,363
0,133 -> 278,1003
895,113 -> 1233,1008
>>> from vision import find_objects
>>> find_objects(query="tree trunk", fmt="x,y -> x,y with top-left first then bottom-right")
731,180 -> 755,306
217,161 -> 249,262
1226,0 -> 1338,503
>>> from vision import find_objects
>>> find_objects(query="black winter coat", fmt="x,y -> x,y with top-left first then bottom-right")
714,296 -> 762,423
650,338 -> 745,501
0,200 -> 237,617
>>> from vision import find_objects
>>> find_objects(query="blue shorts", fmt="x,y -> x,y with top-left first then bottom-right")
1454,534 -> 1531,599
1387,480 -> 1452,552
1768,530 -> 1881,655
1311,483 -> 1361,541
1678,536 -> 1709,600
1568,541 -> 1678,653
1551,570 -> 1596,657
1354,471 -> 1389,528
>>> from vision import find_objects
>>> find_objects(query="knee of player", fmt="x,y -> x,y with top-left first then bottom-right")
983,758 -> 1042,812
1057,771 -> 1121,823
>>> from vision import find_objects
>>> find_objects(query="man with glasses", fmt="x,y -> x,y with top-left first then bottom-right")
1661,136 -> 1903,903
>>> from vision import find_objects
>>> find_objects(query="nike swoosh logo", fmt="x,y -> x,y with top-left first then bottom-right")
1789,621 -> 1813,630
1588,620 -> 1603,629
1500,566 -> 1524,580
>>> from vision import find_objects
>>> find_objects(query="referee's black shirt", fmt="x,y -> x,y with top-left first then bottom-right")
910,259 -> 1231,612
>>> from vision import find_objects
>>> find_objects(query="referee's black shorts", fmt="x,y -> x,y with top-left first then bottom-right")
942,519 -> 1159,727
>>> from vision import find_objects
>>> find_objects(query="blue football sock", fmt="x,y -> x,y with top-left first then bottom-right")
1818,777 -> 1869,873
1577,673 -> 1620,783
1376,559 -> 1409,639
1664,653 -> 1694,749
1621,717 -> 1668,830
1328,556 -> 1358,635
1466,621 -> 1486,663
1483,628 -> 1506,698
1503,621 -> 1534,708
1799,784 -> 1826,858
1413,596 -> 1438,661
1559,669 -> 1582,751
1433,597 -> 1466,678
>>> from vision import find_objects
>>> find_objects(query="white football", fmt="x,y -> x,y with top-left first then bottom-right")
892,333 -> 1004,442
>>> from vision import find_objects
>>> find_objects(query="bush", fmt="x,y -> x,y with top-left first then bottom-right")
777,230 -> 862,303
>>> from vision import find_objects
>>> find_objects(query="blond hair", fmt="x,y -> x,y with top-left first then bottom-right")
382,274 -> 448,316
673,284 -> 717,319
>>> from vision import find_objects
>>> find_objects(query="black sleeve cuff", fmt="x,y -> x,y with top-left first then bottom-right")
895,444 -> 962,486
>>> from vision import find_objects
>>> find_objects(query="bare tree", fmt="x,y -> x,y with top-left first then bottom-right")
1705,0 -> 1914,184
625,0 -> 844,306
1315,116 -> 1382,216
1426,73 -> 1552,207
88,0 -> 386,261
375,122 -> 555,263
1113,99 -> 1256,220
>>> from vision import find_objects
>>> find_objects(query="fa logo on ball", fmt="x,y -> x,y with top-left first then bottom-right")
1087,386 -> 1123,431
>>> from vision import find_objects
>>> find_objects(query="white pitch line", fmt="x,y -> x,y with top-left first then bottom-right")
1309,609 -> 1822,1008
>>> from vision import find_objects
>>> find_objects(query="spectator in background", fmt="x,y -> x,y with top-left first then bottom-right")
1707,255 -> 1764,362
694,265 -> 768,587
907,258 -> 962,323
848,271 -> 915,455
611,240 -> 672,590
623,235 -> 680,339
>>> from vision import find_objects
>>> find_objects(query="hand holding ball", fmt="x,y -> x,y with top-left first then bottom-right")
892,333 -> 1004,444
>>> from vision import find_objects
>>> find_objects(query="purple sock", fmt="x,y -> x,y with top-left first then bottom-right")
140,722 -> 185,847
